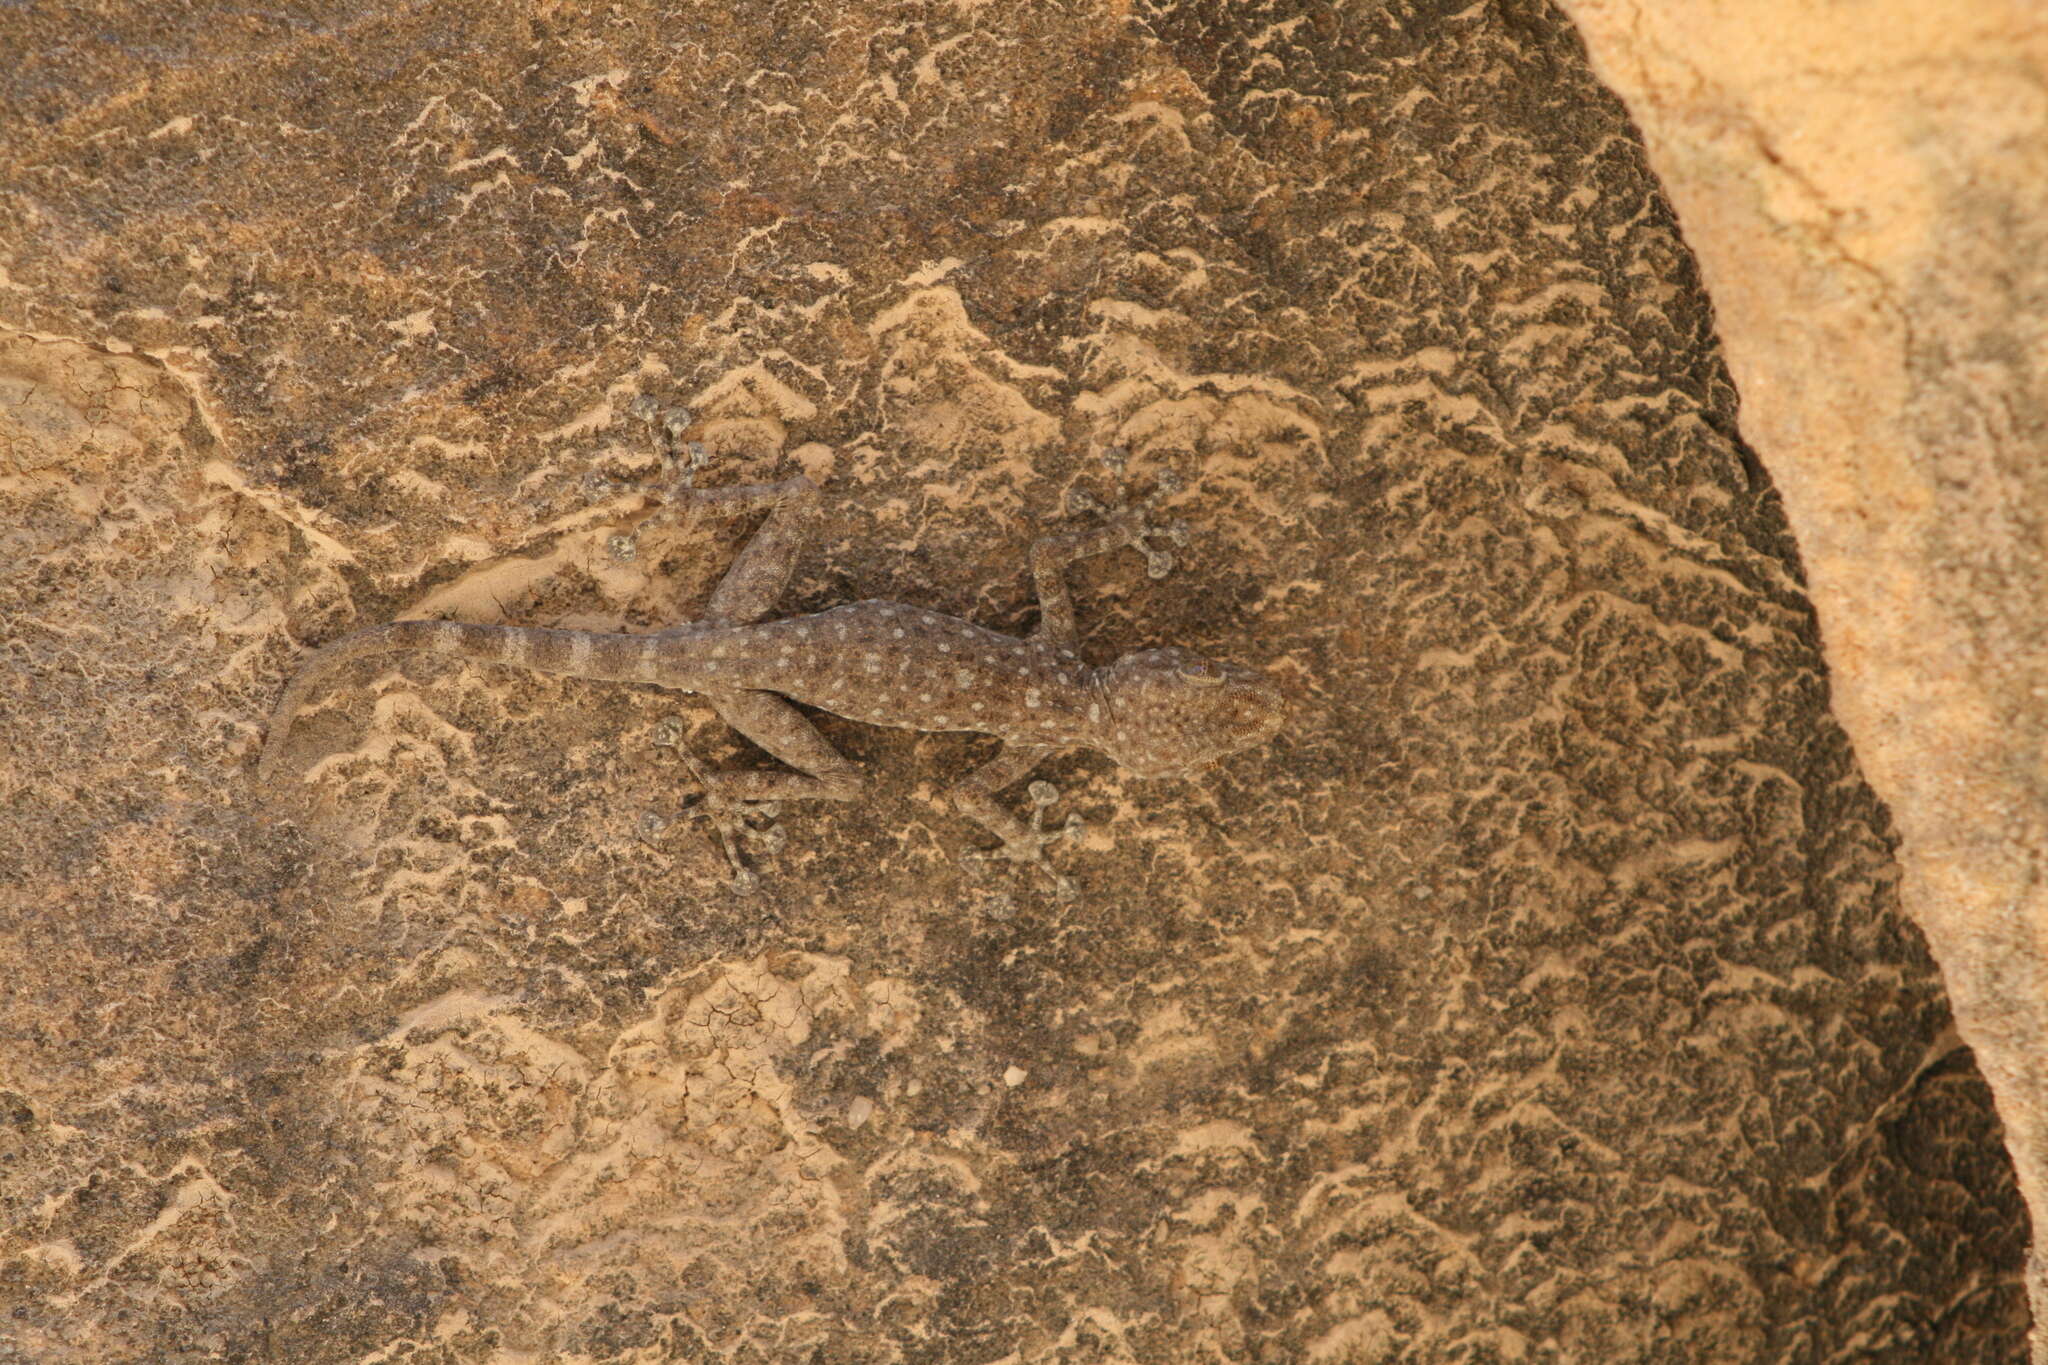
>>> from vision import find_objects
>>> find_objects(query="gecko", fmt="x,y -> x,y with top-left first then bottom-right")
257,413 -> 1286,897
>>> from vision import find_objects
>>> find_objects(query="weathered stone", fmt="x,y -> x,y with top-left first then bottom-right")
0,1 -> 2026,1359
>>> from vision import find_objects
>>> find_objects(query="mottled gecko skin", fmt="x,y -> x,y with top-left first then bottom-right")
258,457 -> 1284,894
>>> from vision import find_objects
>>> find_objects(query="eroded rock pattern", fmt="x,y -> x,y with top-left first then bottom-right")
0,0 -> 2026,1360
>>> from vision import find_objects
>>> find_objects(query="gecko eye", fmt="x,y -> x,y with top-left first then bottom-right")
1179,663 -> 1226,687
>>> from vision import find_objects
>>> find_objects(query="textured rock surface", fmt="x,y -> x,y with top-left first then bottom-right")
0,1 -> 2027,1360
1554,0 -> 2048,1354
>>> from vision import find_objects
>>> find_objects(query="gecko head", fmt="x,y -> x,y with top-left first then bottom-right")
1095,647 -> 1286,778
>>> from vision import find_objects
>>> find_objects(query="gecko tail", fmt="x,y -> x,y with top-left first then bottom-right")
255,620 -> 674,783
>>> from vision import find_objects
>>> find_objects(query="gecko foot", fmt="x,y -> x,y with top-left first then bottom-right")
632,397 -> 708,486
655,720 -> 784,889
678,781 -> 784,890
965,780 -> 1083,901
1065,447 -> 1191,579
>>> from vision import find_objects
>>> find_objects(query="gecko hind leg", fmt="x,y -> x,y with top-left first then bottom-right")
630,405 -> 845,885
660,689 -> 865,887
671,748 -> 781,890
635,402 -> 822,628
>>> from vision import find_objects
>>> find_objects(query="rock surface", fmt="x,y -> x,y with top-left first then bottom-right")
1555,0 -> 2048,1354
0,0 -> 2027,1360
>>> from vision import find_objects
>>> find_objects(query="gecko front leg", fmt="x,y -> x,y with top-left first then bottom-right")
950,743 -> 1081,900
